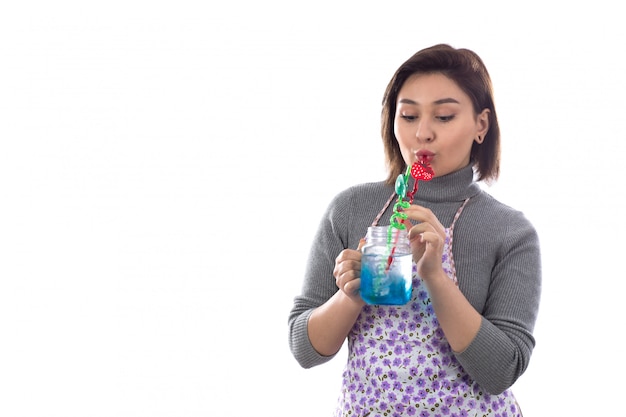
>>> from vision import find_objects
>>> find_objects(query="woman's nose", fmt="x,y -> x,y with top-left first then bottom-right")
415,120 -> 434,143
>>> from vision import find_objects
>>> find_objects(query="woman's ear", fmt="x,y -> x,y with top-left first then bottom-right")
476,109 -> 490,143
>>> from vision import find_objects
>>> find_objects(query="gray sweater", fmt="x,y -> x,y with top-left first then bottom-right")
288,164 -> 542,395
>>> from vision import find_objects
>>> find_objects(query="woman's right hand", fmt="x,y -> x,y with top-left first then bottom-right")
307,239 -> 368,356
333,239 -> 366,305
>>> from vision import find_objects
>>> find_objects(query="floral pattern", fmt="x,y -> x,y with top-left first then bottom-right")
334,201 -> 521,417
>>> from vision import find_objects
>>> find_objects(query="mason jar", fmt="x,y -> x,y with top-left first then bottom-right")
359,225 -> 413,305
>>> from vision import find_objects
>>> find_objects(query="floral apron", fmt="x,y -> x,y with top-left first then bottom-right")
334,196 -> 522,417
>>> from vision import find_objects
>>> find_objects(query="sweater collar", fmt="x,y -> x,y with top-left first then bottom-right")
411,163 -> 481,203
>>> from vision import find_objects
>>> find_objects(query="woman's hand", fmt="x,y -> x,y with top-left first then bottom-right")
332,239 -> 366,306
403,205 -> 447,281
307,239 -> 368,356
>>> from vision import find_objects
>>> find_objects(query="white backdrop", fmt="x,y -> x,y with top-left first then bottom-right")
1,1 -> 624,416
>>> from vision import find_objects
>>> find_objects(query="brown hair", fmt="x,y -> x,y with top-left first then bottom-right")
381,44 -> 500,184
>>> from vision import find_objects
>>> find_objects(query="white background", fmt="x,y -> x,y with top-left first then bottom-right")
1,1 -> 624,416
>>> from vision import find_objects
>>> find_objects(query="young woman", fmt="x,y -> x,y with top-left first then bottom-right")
288,44 -> 541,417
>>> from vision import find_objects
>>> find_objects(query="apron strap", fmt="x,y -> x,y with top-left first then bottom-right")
371,192 -> 397,227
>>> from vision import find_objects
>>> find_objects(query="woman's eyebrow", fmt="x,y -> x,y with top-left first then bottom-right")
434,97 -> 460,105
398,97 -> 460,105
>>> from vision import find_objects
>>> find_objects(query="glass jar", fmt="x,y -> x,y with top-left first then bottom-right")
359,225 -> 413,305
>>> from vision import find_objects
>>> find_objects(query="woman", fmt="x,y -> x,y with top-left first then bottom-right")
288,44 -> 541,417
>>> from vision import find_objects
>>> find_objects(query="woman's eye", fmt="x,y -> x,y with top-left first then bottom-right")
400,114 -> 416,121
437,115 -> 455,122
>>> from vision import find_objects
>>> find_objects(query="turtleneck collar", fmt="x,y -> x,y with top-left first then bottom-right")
411,163 -> 482,203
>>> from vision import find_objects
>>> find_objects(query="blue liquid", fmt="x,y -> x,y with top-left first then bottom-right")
360,253 -> 413,305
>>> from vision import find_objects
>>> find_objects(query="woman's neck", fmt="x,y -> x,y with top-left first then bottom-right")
412,164 -> 481,203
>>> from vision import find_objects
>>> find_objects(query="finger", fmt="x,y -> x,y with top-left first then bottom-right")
410,234 -> 426,262
335,248 -> 361,264
343,278 -> 361,296
407,223 -> 432,242
419,231 -> 443,252
403,206 -> 442,229
335,263 -> 360,288
402,205 -> 432,222
404,207 -> 445,237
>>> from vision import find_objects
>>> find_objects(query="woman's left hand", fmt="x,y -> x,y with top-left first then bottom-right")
402,205 -> 447,281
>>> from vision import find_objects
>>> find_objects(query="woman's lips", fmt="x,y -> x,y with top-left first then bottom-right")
415,151 -> 434,164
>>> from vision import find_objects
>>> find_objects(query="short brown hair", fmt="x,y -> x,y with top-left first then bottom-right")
381,44 -> 500,184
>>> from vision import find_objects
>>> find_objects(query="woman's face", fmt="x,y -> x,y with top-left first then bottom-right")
394,73 -> 489,177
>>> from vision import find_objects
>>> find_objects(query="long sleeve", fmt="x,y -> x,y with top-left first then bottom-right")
453,198 -> 542,394
288,184 -> 393,368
